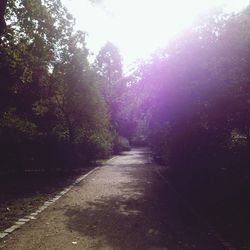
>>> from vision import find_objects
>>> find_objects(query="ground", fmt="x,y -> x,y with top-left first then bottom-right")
0,148 -> 225,249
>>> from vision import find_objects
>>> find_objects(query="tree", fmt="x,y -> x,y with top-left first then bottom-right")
96,42 -> 124,130
0,0 -> 7,35
0,0 -> 112,173
127,8 -> 249,168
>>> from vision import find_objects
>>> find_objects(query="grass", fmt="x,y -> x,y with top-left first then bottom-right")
0,156 -> 114,232
0,169 -> 91,231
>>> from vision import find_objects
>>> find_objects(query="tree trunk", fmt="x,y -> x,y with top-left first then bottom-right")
0,0 -> 7,36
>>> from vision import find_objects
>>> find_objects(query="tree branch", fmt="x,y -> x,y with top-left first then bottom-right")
0,0 -> 8,36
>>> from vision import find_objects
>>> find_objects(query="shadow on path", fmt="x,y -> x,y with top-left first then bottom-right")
65,153 -> 224,250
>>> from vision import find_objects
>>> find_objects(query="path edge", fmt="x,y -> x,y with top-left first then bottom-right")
0,166 -> 100,240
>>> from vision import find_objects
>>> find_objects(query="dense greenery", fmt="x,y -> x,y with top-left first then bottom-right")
96,42 -> 130,152
129,8 -> 249,171
0,1 -> 249,177
0,0 -> 128,173
0,0 -> 7,35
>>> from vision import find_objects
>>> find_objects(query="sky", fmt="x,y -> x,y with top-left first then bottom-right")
61,0 -> 249,71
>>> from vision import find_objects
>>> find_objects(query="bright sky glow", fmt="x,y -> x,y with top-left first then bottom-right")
62,0 -> 249,70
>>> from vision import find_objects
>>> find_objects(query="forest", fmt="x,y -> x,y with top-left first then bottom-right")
0,0 -> 131,173
0,0 -> 250,247
1,1 -> 248,173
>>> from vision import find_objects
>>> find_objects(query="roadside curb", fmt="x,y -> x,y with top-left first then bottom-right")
107,156 -> 119,163
0,166 -> 100,240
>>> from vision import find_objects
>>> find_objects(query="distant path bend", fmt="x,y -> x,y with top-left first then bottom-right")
0,148 -> 224,250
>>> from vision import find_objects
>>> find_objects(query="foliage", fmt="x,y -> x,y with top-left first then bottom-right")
96,42 -> 131,150
96,42 -> 124,127
0,0 -> 113,173
0,0 -> 7,35
129,8 -> 250,170
112,132 -> 130,154
1,0 -> 249,176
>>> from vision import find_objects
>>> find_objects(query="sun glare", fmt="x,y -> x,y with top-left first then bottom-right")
62,0 -> 249,69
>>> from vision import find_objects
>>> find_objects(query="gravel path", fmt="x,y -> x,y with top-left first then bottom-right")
0,148 -> 225,249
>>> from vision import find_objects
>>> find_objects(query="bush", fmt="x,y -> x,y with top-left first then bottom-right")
130,135 -> 148,147
113,134 -> 130,153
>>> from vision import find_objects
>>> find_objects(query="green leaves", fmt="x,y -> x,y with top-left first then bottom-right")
0,0 -> 113,172
129,8 -> 250,168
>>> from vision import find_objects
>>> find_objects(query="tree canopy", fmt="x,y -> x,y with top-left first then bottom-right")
126,8 -> 249,170
0,0 -> 120,172
0,1 -> 249,176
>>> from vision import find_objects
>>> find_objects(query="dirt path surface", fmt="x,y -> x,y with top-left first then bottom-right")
0,148 -> 225,250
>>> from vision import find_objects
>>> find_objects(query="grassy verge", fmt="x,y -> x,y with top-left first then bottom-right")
0,168 -> 93,231
0,153 -> 117,232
